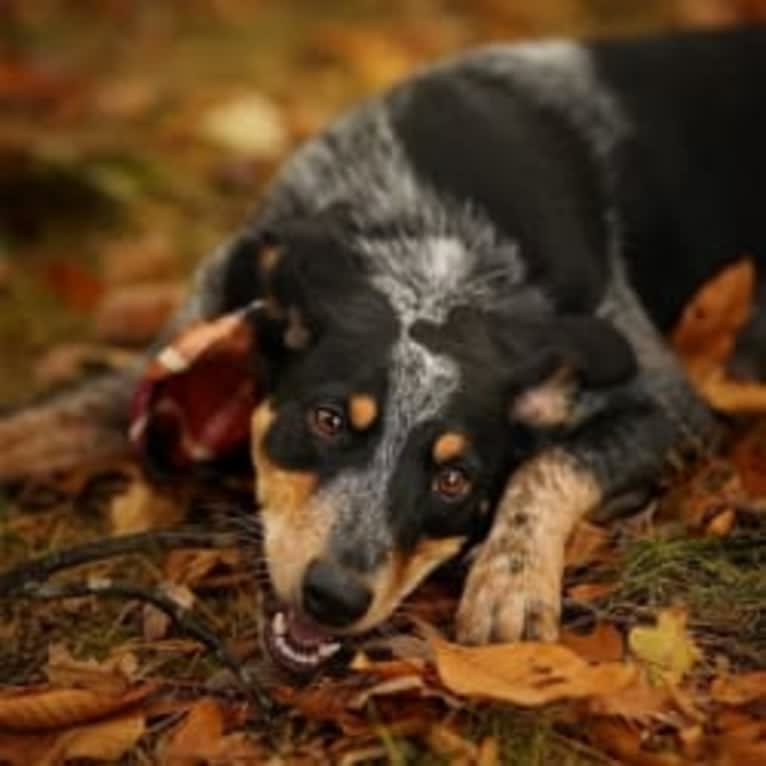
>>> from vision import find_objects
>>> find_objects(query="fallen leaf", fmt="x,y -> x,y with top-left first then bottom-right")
94,282 -> 184,345
588,718 -> 683,766
102,233 -> 181,286
348,675 -> 426,711
732,423 -> 766,496
40,260 -> 105,313
566,582 -> 618,602
34,343 -> 138,388
706,508 -> 736,537
200,93 -> 288,158
164,547 -> 240,586
161,697 -> 224,763
43,711 -> 145,765
433,638 -> 638,707
109,479 -> 184,534
477,736 -> 500,766
0,684 -> 153,731
45,643 -> 138,695
672,258 -> 753,375
697,369 -> 766,413
565,520 -> 611,568
426,723 -> 478,762
560,622 -> 624,663
588,674 -> 685,722
711,672 -> 766,706
628,609 -> 702,685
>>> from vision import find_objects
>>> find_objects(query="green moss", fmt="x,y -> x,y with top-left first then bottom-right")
606,531 -> 766,668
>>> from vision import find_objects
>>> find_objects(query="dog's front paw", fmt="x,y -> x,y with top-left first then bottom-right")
455,547 -> 561,645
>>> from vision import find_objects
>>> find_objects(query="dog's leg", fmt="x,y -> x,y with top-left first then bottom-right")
455,398 -> 670,644
456,271 -> 717,644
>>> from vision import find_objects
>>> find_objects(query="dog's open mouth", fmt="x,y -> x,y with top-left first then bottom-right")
264,607 -> 344,674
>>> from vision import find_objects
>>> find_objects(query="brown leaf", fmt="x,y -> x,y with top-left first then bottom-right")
94,282 -> 184,345
433,637 -> 638,706
33,343 -> 139,388
44,711 -> 145,765
672,258 -> 753,375
588,718 -> 683,766
0,732 -> 58,766
732,423 -> 766,497
426,724 -> 479,763
566,581 -> 618,603
164,548 -> 240,587
560,622 -> 624,663
0,684 -> 153,731
711,672 -> 766,706
161,698 -> 224,763
565,520 -> 611,568
348,675 -> 427,711
109,479 -> 184,534
588,674 -> 682,722
102,234 -> 181,286
40,260 -> 105,313
45,643 -> 138,696
706,508 -> 736,537
696,370 -> 766,414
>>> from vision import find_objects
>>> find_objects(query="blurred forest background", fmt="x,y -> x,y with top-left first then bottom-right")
1,0 -> 766,404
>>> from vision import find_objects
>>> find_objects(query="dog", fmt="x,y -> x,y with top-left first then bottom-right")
1,25 -> 765,675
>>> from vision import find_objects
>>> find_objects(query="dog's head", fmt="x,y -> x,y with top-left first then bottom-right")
213,207 -> 636,673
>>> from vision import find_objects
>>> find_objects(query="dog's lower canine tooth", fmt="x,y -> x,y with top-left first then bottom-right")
319,642 -> 342,659
273,611 -> 286,636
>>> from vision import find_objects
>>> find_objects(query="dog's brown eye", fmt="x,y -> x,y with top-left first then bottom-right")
434,466 -> 471,502
310,405 -> 345,439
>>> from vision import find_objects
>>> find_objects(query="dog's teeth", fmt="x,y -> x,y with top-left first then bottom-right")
274,633 -> 321,668
319,642 -> 342,659
272,611 -> 286,636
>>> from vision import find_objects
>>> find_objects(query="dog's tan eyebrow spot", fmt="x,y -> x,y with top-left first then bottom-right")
432,432 -> 468,464
258,244 -> 282,274
349,394 -> 378,431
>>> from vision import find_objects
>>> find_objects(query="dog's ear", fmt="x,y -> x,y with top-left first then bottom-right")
507,317 -> 637,429
130,211 -> 367,474
222,210 -> 365,358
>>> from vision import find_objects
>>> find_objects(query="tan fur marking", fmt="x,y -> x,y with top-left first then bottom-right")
349,394 -> 378,431
284,306 -> 311,350
456,449 -> 602,645
351,536 -> 465,634
432,432 -> 468,464
251,401 -> 329,601
511,365 -> 576,428
259,244 -> 281,274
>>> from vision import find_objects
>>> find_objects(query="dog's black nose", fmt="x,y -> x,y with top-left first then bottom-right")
302,559 -> 372,627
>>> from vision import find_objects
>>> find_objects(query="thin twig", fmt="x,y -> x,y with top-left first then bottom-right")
18,577 -> 274,716
0,527 -> 239,597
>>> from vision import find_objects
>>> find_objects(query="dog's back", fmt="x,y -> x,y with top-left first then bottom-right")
591,26 -> 766,331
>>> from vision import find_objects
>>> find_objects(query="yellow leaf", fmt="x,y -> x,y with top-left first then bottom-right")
628,609 -> 702,684
433,638 -> 638,707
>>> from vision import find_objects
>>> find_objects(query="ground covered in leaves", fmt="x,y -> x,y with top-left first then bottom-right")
1,2 -> 766,764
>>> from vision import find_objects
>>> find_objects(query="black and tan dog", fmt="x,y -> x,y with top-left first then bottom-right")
2,26 -> 765,674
